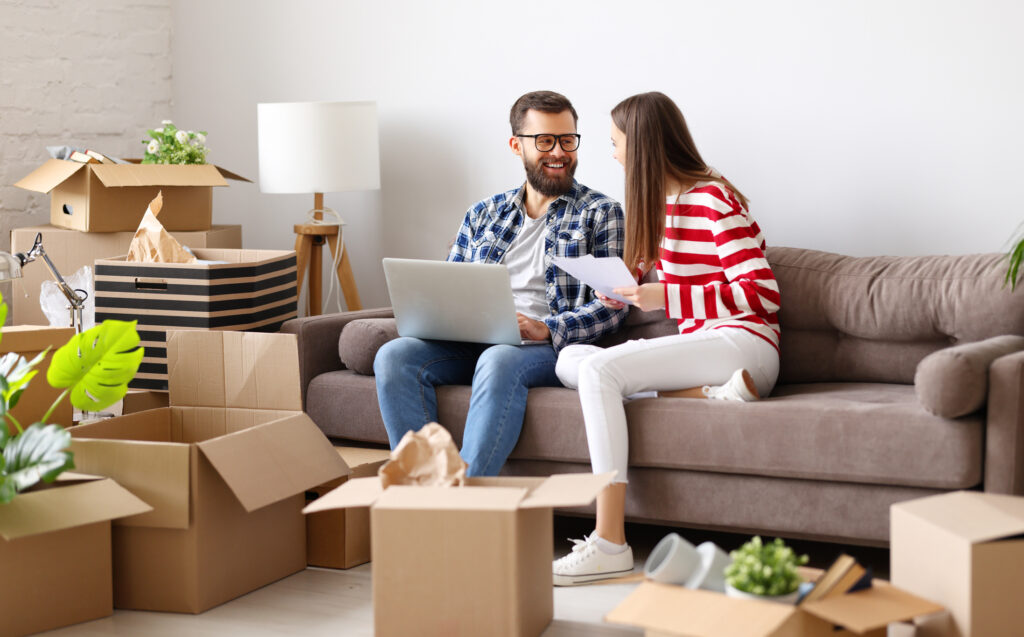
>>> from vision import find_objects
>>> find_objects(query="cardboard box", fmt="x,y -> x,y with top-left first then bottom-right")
121,388 -> 170,414
606,573 -> 945,637
305,446 -> 391,569
0,325 -> 75,431
305,471 -> 613,637
68,330 -> 349,613
94,248 -> 298,391
14,159 -> 250,232
892,490 -> 1024,637
10,224 -> 242,327
0,473 -> 151,637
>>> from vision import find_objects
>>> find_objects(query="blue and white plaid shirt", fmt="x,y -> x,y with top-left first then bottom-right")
448,180 -> 627,351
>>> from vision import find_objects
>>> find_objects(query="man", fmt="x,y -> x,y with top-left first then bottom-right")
374,90 -> 627,476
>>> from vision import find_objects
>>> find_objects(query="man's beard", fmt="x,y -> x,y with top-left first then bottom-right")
524,155 -> 577,197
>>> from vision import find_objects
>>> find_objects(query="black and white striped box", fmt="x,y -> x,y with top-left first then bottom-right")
95,248 -> 298,390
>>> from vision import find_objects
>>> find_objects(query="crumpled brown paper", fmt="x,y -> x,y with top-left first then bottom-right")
126,192 -> 196,263
379,423 -> 467,488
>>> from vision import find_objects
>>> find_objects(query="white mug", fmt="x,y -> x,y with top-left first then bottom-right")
644,533 -> 701,585
689,541 -> 732,592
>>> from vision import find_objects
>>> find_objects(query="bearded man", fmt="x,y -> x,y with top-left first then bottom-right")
374,90 -> 627,477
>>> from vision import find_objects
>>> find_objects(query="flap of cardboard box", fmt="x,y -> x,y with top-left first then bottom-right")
891,490 -> 1024,543
519,471 -> 616,509
197,412 -> 349,513
303,476 -> 383,514
122,159 -> 252,183
0,474 -> 152,541
605,581 -> 804,637
91,163 -> 229,188
800,581 -> 945,634
14,159 -> 87,194
0,326 -> 76,353
375,485 -> 530,511
71,413 -> 193,529
168,331 -> 302,411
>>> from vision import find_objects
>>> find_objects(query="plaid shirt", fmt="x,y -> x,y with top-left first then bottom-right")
448,180 -> 627,351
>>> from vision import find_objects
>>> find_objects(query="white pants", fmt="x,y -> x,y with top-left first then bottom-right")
556,329 -> 780,484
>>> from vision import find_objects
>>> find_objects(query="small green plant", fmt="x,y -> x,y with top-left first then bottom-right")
0,292 -> 143,503
724,536 -> 809,597
1007,225 -> 1024,291
141,119 -> 209,165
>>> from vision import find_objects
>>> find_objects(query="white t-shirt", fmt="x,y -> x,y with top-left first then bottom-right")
504,213 -> 549,320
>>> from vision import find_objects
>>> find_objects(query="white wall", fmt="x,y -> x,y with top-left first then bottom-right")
171,0 -> 1024,312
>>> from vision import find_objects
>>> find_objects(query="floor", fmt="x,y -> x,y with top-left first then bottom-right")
44,517 -> 890,636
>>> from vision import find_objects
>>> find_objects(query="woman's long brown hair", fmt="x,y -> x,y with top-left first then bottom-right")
612,92 -> 749,273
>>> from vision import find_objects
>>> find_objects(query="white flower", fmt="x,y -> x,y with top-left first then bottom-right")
161,119 -> 173,125
195,133 -> 206,145
175,130 -> 188,144
154,128 -> 164,134
147,140 -> 160,154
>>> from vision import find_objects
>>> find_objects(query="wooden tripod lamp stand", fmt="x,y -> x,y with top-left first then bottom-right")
257,101 -> 381,316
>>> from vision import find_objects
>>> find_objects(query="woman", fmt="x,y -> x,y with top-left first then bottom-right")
551,92 -> 780,585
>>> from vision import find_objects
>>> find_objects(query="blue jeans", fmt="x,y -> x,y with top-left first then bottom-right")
373,337 -> 560,477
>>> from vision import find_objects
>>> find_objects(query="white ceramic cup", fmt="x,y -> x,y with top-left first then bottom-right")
687,541 -> 733,592
643,533 -> 701,585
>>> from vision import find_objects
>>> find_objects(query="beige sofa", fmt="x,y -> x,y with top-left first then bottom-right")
282,247 -> 1024,546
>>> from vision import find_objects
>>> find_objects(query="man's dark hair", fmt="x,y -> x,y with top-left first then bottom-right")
509,91 -> 578,135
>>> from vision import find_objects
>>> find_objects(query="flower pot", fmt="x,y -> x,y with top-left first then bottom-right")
724,582 -> 800,605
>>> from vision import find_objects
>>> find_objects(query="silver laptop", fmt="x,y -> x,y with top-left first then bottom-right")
383,258 -> 526,345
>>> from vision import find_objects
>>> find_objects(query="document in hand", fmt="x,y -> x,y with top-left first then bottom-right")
552,255 -> 637,304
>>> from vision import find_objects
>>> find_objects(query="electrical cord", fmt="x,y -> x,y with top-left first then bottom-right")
303,206 -> 347,315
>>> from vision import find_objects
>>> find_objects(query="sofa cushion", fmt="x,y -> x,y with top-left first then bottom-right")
915,334 -> 1024,418
306,370 -> 984,491
338,318 -> 399,375
768,247 -> 1024,385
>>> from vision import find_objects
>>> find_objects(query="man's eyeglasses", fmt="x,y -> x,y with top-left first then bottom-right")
516,134 -> 581,152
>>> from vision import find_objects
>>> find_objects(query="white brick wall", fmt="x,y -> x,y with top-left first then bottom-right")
0,0 -> 173,254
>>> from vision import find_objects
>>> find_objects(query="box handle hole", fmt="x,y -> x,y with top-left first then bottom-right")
134,278 -> 168,291
62,204 -> 73,216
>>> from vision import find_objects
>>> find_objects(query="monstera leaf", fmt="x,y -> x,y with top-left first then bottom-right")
47,320 -> 144,412
0,350 -> 45,415
0,423 -> 74,504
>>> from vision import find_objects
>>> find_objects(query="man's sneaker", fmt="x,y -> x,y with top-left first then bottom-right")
552,533 -> 634,586
702,368 -> 760,402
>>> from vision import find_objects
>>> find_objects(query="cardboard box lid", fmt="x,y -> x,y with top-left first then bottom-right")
606,579 -> 946,637
303,472 -> 613,514
14,159 -> 86,194
0,473 -> 152,540
14,158 -> 250,193
0,325 -> 75,353
197,412 -> 351,513
167,331 -> 302,411
892,490 -> 1024,543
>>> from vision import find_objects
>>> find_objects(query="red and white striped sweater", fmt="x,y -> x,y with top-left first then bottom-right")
656,180 -> 781,351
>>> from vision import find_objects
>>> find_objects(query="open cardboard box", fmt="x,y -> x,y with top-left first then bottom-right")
0,473 -> 151,637
606,568 -> 945,637
305,446 -> 391,569
892,490 -> 1024,637
305,471 -> 615,637
10,224 -> 242,326
0,325 -> 75,431
14,159 -> 250,232
69,330 -> 349,613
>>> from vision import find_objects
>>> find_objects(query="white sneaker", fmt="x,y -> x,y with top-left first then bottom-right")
702,368 -> 760,402
552,533 -> 634,586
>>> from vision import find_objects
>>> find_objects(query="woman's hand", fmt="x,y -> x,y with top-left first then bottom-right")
612,282 -> 665,312
595,291 -> 626,310
517,313 -> 551,341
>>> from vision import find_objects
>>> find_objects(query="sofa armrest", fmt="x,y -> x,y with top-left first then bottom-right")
915,334 -> 1024,418
984,349 -> 1024,495
281,307 -> 394,409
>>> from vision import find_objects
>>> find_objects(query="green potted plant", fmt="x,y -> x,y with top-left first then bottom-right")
0,292 -> 143,503
723,536 -> 809,604
142,119 -> 209,165
1007,223 -> 1023,291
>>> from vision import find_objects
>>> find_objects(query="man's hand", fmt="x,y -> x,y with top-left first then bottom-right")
612,282 -> 665,312
517,313 -> 551,341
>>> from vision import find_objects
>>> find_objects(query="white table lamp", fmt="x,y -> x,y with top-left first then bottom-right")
257,100 -> 381,314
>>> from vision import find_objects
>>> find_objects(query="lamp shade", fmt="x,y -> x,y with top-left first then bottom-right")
257,101 -> 380,194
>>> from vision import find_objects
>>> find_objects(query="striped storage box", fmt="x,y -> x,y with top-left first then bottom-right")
95,248 -> 297,390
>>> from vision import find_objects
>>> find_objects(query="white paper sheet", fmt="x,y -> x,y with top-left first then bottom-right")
552,255 -> 637,304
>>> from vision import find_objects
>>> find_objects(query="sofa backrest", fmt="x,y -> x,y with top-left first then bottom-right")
600,246 -> 1024,385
